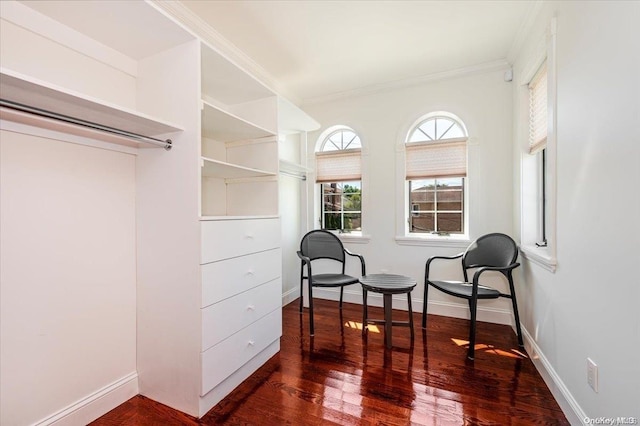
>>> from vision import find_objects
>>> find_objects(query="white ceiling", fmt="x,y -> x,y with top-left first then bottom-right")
181,0 -> 537,103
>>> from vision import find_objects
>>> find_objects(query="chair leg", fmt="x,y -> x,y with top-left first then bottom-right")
422,282 -> 429,328
339,286 -> 344,309
468,299 -> 477,360
308,283 -> 315,336
299,261 -> 305,313
299,277 -> 304,314
407,292 -> 414,341
362,288 -> 368,336
509,277 -> 524,348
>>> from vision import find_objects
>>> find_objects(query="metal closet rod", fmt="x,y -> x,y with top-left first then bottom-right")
0,99 -> 172,150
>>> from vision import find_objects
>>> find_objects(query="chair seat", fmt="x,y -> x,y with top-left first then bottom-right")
428,280 -> 500,299
311,273 -> 359,287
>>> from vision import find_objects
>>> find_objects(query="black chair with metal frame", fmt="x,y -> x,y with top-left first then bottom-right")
422,233 -> 524,360
297,230 -> 366,336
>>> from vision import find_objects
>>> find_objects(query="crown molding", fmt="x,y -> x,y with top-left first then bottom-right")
506,0 -> 545,64
302,59 -> 511,106
152,0 -> 300,105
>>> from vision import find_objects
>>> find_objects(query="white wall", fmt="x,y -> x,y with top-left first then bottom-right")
300,69 -> 517,323
512,1 -> 640,422
0,130 -> 138,426
279,132 -> 307,306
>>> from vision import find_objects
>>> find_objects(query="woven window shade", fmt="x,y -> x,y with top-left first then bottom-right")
315,149 -> 361,183
406,139 -> 467,179
529,62 -> 548,154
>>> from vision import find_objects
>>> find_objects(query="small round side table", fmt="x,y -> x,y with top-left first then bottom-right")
360,274 -> 417,349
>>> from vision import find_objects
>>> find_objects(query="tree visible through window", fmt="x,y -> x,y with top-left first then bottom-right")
322,182 -> 361,231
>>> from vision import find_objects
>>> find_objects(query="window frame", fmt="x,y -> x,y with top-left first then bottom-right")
408,177 -> 465,235
519,18 -> 557,272
320,181 -> 362,232
312,126 -> 369,241
399,112 -> 470,243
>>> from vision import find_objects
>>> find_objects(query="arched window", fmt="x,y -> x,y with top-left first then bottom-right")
405,113 -> 468,235
316,127 -> 362,232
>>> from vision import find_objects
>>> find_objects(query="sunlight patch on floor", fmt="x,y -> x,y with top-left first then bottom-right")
450,338 -> 527,359
345,321 -> 380,333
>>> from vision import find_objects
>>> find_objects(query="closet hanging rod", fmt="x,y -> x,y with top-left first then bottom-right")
279,169 -> 307,181
0,99 -> 173,150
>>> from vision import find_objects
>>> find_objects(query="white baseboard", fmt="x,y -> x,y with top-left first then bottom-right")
311,287 -> 514,326
33,372 -> 138,426
281,286 -> 299,307
521,326 -> 586,426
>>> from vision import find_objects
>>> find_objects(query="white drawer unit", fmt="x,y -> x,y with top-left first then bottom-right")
201,308 -> 282,396
201,248 -> 281,308
201,278 -> 281,351
201,218 -> 281,264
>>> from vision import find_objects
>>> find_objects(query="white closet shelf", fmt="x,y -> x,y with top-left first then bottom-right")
201,100 -> 275,142
201,156 -> 276,179
279,159 -> 311,173
0,69 -> 183,138
201,42 -> 275,106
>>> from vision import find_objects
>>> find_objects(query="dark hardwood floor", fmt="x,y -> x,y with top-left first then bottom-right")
92,299 -> 568,425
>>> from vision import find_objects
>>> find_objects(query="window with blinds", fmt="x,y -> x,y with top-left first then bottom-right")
529,61 -> 548,154
316,128 -> 362,231
405,114 -> 468,235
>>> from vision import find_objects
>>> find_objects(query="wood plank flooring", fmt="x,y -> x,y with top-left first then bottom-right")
92,299 -> 568,425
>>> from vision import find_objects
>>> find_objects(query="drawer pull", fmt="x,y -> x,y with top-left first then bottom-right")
247,304 -> 256,311
244,233 -> 255,239
246,269 -> 255,276
248,340 -> 255,346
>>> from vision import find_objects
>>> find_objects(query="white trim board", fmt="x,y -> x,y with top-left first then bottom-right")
32,372 -> 138,426
282,286 -> 300,307
522,326 -> 586,426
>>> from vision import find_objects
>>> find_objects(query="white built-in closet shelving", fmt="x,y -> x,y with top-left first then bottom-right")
199,42 -> 280,219
0,0 -> 191,149
0,0 -> 319,420
0,69 -> 183,142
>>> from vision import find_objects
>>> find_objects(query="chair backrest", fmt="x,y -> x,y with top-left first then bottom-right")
299,230 -> 346,264
463,233 -> 518,270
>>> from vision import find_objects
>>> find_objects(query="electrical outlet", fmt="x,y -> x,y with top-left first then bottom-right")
587,358 -> 598,392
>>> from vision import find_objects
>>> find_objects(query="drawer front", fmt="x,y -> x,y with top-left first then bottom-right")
202,278 -> 281,351
201,218 -> 280,264
201,308 -> 281,396
201,248 -> 281,308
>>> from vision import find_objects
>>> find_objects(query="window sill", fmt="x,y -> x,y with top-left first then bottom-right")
337,233 -> 371,244
395,235 -> 470,248
520,245 -> 557,272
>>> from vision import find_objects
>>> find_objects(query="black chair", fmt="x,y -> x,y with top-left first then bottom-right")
422,233 -> 524,360
297,230 -> 366,336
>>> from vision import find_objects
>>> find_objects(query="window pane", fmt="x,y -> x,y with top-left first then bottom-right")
410,213 -> 434,233
419,120 -> 436,140
321,181 -> 361,230
323,194 -> 341,212
436,118 -> 454,139
343,193 -> 361,211
343,213 -> 361,231
437,213 -> 463,233
410,189 -> 434,205
324,213 -> 341,230
443,125 -> 465,139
